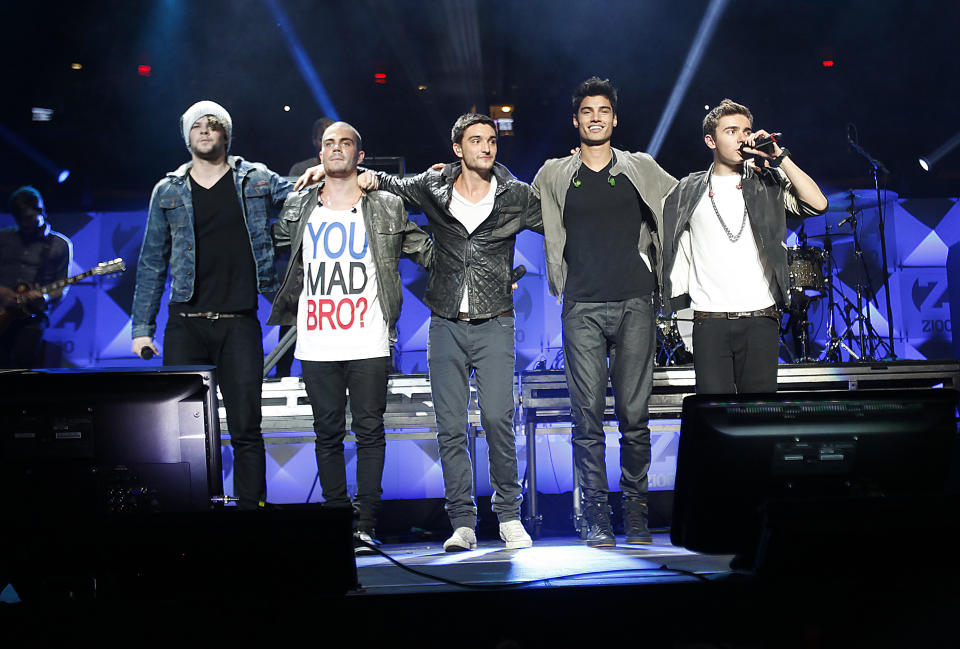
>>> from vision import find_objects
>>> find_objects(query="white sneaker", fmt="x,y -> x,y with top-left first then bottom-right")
499,520 -> 533,549
443,526 -> 478,552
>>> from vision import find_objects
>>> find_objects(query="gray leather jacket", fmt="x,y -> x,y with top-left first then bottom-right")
661,163 -> 828,314
376,162 -> 542,319
531,148 -> 678,299
267,183 -> 432,340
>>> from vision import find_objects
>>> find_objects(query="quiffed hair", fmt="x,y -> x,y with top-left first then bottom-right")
572,77 -> 618,114
702,99 -> 753,137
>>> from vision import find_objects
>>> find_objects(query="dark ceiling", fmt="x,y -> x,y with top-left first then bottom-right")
2,0 -> 958,212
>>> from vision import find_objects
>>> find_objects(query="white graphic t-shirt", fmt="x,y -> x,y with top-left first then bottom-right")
294,202 -> 390,361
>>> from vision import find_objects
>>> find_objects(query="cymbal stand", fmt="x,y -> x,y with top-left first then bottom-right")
844,210 -> 873,359
849,134 -> 896,358
819,228 -> 858,362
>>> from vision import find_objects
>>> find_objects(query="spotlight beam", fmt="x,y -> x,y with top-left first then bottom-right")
917,129 -> 960,171
646,0 -> 730,158
0,122 -> 68,181
262,0 -> 339,120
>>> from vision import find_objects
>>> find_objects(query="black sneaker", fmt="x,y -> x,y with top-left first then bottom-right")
624,499 -> 653,545
354,529 -> 381,556
583,501 -> 616,548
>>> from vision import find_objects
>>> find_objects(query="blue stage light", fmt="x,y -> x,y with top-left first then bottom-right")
262,0 -> 339,120
57,170 -> 71,183
646,0 -> 729,158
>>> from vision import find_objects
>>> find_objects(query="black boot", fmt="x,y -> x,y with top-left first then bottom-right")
583,501 -> 616,548
624,498 -> 652,545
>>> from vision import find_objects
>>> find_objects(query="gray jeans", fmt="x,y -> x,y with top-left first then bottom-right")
561,295 -> 655,504
428,314 -> 522,530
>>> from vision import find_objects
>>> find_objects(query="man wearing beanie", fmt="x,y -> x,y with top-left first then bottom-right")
131,100 -> 293,509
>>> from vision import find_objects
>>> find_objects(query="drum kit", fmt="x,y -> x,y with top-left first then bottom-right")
784,188 -> 897,363
655,188 -> 896,367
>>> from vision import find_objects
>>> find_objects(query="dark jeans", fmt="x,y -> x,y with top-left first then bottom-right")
0,316 -> 45,368
562,296 -> 655,504
692,315 -> 780,393
164,314 -> 265,509
300,356 -> 389,531
428,314 -> 521,530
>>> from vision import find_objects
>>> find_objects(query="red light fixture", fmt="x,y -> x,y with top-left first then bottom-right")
374,72 -> 387,84
822,60 -> 834,67
138,64 -> 152,77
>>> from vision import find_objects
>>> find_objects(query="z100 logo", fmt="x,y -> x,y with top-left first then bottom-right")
912,279 -> 950,334
921,319 -> 951,332
912,279 -> 948,311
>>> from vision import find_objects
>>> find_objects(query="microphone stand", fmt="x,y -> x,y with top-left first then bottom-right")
848,137 -> 897,359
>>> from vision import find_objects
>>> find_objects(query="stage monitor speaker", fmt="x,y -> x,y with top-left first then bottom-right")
0,366 -> 223,516
671,389 -> 959,573
0,368 -> 358,601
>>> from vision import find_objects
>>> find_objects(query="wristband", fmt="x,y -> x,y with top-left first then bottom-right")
772,148 -> 791,166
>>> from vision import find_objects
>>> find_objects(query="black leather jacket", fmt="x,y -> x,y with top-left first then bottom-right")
267,183 -> 432,340
376,162 -> 543,319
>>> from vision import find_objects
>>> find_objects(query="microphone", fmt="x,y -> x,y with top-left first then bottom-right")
511,265 -> 527,283
739,132 -> 781,156
838,213 -> 856,229
140,347 -> 155,360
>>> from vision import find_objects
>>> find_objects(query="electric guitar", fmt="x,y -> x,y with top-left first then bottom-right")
0,258 -> 126,334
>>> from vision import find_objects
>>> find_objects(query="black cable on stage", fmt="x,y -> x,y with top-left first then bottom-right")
352,541 -> 712,590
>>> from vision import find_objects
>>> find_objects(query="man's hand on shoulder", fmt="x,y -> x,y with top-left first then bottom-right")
358,171 -> 379,191
293,164 -> 325,190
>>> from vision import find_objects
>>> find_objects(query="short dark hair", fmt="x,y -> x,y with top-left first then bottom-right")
702,99 -> 753,137
311,117 -> 336,144
451,113 -> 497,144
572,77 -> 618,114
9,186 -> 43,213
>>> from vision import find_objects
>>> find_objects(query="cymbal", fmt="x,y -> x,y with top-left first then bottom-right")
794,212 -> 851,237
804,233 -> 854,244
824,189 -> 897,213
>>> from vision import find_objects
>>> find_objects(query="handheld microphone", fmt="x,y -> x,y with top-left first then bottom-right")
511,265 -> 527,283
140,347 -> 155,360
739,132 -> 782,156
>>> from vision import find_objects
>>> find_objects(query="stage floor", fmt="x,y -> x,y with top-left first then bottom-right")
352,534 -> 733,596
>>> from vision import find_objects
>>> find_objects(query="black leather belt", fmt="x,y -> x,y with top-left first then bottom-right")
443,309 -> 513,323
694,306 -> 781,321
175,311 -> 248,320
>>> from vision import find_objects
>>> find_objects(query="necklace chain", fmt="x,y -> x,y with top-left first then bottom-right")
707,174 -> 747,242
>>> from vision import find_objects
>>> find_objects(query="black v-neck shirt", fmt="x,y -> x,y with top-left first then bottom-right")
562,160 -> 655,301
173,172 -> 258,314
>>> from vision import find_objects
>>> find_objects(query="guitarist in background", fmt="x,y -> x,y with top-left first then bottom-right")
0,186 -> 72,368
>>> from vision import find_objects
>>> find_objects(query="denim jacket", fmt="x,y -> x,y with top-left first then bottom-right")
267,183 -> 432,341
131,155 -> 292,338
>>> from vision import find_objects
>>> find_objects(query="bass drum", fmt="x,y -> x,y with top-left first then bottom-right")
787,245 -> 825,300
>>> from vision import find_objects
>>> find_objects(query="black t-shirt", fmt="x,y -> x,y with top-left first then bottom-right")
173,172 -> 258,314
562,160 -> 656,301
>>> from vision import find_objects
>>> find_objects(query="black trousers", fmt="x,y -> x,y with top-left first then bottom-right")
164,314 -> 266,509
692,315 -> 780,393
562,296 -> 655,504
301,356 -> 389,531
